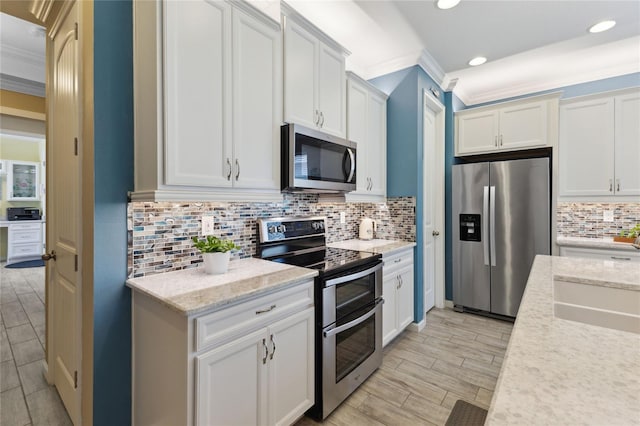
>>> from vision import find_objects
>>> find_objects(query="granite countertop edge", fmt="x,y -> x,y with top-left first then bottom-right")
556,235 -> 638,251
327,239 -> 416,255
126,259 -> 318,316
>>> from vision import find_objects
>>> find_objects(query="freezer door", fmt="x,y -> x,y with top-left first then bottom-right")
452,163 -> 491,312
490,158 -> 550,317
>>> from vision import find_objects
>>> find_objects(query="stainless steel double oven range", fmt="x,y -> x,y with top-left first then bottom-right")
257,216 -> 383,420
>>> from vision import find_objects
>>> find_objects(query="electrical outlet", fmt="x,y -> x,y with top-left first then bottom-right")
340,212 -> 346,224
202,216 -> 215,236
603,210 -> 614,222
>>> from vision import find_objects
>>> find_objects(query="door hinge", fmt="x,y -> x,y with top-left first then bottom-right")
74,137 -> 78,156
74,23 -> 78,40
74,254 -> 78,271
74,371 -> 78,389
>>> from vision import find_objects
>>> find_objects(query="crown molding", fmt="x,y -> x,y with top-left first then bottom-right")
30,0 -> 55,23
0,44 -> 45,67
417,49 -> 445,88
359,50 -> 423,81
0,73 -> 45,97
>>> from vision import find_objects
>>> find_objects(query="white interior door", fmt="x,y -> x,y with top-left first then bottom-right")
423,91 -> 445,312
48,3 -> 81,424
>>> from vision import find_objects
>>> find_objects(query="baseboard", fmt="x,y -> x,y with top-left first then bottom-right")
408,317 -> 426,332
445,299 -> 454,309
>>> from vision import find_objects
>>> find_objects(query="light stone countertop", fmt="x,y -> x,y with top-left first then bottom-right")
486,255 -> 640,425
557,235 -> 639,252
328,239 -> 416,256
126,258 -> 318,316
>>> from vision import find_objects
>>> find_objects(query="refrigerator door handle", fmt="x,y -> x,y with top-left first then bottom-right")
490,185 -> 496,267
483,186 -> 490,266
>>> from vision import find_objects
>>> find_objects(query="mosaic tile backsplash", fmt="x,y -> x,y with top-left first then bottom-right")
128,195 -> 416,277
557,202 -> 640,238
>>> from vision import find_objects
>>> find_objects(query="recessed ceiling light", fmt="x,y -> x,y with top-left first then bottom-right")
588,20 -> 616,33
436,0 -> 461,10
468,56 -> 487,66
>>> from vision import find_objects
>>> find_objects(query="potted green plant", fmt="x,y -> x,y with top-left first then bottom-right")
191,235 -> 240,274
614,224 -> 640,244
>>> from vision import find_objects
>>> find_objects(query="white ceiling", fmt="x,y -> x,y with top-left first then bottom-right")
0,12 -> 46,95
1,3 -> 639,105
286,0 -> 640,105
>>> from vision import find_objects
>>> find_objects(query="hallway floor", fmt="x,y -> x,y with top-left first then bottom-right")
1,264 -> 72,426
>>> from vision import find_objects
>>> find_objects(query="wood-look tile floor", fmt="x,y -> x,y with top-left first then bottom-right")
296,308 -> 513,426
0,263 -> 72,426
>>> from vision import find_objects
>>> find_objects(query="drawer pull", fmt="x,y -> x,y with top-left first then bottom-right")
610,256 -> 631,261
394,258 -> 402,263
256,304 -> 276,315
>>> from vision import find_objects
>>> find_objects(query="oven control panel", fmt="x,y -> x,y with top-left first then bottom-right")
258,217 -> 326,242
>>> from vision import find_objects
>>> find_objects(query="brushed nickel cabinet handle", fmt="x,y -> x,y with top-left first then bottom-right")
616,179 -> 620,192
269,334 -> 276,360
235,159 -> 240,181
494,136 -> 498,147
256,304 -> 276,315
609,179 -> 613,192
610,256 -> 631,261
499,134 -> 503,146
262,338 -> 268,364
226,158 -> 232,180
320,111 -> 325,127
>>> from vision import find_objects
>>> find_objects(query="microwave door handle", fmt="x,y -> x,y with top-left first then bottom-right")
325,262 -> 382,287
346,148 -> 355,183
323,299 -> 383,338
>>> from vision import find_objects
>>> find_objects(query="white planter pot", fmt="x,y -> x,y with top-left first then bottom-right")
202,252 -> 231,274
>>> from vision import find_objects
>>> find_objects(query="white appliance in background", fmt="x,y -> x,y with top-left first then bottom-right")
359,217 -> 376,240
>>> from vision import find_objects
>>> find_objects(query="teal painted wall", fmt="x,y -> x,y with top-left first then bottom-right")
370,65 -> 445,323
93,1 -> 133,424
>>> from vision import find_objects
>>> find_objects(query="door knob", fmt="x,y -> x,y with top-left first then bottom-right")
432,230 -> 440,236
42,250 -> 56,261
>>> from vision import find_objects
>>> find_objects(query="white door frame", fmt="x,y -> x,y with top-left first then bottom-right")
423,90 -> 446,310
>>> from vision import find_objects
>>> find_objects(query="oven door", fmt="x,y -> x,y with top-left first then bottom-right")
321,299 -> 383,419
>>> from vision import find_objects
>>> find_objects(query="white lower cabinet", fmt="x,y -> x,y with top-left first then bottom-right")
196,308 -> 314,426
7,222 -> 43,265
559,246 -> 640,263
382,247 -> 414,347
132,280 -> 314,426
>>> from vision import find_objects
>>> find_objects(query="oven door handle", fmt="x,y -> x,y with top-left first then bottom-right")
324,262 -> 382,288
323,299 -> 383,338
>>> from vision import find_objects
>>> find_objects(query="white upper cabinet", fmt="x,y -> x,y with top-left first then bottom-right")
614,92 -> 640,196
7,161 -> 40,201
345,73 -> 387,202
559,88 -> 639,199
133,0 -> 282,201
282,3 -> 348,138
455,94 -> 558,156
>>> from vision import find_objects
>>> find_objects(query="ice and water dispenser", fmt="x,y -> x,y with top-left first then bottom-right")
459,214 -> 481,242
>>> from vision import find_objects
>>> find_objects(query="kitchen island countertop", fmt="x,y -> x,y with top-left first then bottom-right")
486,255 -> 640,425
126,258 -> 318,316
328,239 -> 416,256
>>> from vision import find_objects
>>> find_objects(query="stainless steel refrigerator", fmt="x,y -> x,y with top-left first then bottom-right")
452,158 -> 550,317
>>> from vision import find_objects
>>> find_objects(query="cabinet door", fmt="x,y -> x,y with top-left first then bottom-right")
456,110 -> 499,155
367,92 -> 386,196
397,266 -> 414,331
196,328 -> 267,426
7,161 -> 39,200
499,100 -> 548,150
347,78 -> 369,194
283,19 -> 317,129
317,43 -> 346,137
382,272 -> 398,347
267,308 -> 314,426
232,8 -> 281,190
614,92 -> 640,196
559,98 -> 615,196
164,0 -> 232,187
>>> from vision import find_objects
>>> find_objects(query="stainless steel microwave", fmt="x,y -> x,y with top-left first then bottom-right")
281,123 -> 357,193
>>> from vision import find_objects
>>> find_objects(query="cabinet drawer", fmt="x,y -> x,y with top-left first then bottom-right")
194,280 -> 314,352
9,222 -> 41,232
383,248 -> 413,273
9,243 -> 42,257
560,247 -> 640,263
9,229 -> 42,244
